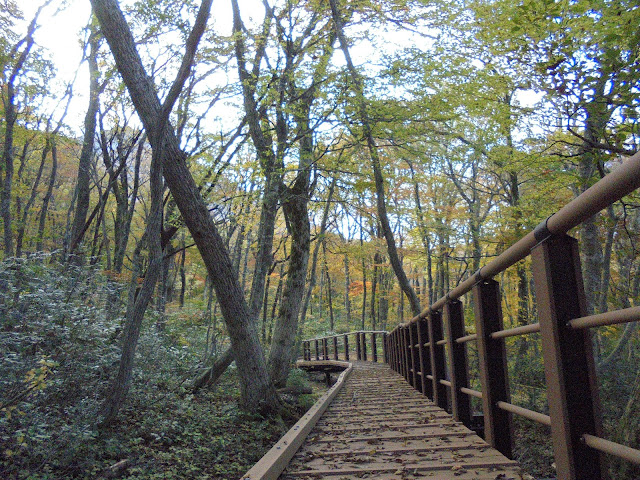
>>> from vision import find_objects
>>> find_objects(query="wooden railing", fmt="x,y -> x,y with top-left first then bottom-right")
386,151 -> 640,480
302,330 -> 388,363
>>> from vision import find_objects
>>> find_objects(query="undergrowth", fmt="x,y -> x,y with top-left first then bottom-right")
0,256 -> 320,479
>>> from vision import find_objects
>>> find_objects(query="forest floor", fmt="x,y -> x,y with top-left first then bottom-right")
89,368 -> 328,480
0,260 -> 329,480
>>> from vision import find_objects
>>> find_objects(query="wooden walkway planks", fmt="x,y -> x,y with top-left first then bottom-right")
279,362 -> 523,480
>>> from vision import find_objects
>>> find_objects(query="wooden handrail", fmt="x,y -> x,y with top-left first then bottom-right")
385,152 -> 640,480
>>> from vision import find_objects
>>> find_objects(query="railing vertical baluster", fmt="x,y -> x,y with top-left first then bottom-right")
394,330 -> 400,372
399,329 -> 405,375
473,279 -> 512,458
531,234 -> 603,480
401,326 -> 410,381
383,332 -> 388,363
417,317 -> 432,398
344,334 -> 349,361
356,332 -> 362,360
428,311 -> 448,410
405,326 -> 412,381
323,338 -> 328,360
398,329 -> 402,372
371,333 -> 378,363
333,336 -> 338,360
361,332 -> 368,361
315,339 -> 320,360
390,331 -> 396,370
445,300 -> 472,427
409,322 -> 420,391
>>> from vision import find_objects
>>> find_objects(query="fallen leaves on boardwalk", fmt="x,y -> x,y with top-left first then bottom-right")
280,362 -> 525,480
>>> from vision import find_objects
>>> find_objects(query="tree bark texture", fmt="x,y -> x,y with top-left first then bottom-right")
69,27 -> 101,259
91,0 -> 280,414
100,137 -> 164,426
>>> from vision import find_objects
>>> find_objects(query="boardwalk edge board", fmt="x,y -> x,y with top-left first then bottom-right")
240,361 -> 352,480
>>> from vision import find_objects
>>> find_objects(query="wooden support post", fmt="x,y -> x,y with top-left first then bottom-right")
371,333 -> 378,363
417,317 -> 432,398
344,334 -> 349,361
361,332 -> 368,361
356,333 -> 362,360
531,234 -> 603,480
408,322 -> 420,391
389,332 -> 396,370
473,279 -> 513,458
333,336 -> 339,360
383,332 -> 388,363
405,326 -> 412,382
323,338 -> 328,360
315,339 -> 320,360
399,329 -> 405,375
401,326 -> 410,381
445,300 -> 472,428
428,311 -> 448,410
393,331 -> 399,370
398,329 -> 403,377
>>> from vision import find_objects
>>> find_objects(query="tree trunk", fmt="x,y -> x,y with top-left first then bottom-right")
36,139 -> 58,252
370,252 -> 379,330
100,135 -> 164,426
1,9 -> 44,257
298,177 -> 336,329
91,0 -> 280,414
69,27 -> 101,260
16,137 -> 50,257
179,234 -> 186,307
268,193 -> 311,386
344,252 -> 351,327
330,0 -> 420,315
192,347 -> 234,394
323,240 -> 335,332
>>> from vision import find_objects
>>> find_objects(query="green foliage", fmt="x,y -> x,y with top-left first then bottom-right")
0,257 -> 293,479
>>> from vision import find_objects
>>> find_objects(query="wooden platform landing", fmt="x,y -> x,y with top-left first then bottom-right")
280,362 -> 523,480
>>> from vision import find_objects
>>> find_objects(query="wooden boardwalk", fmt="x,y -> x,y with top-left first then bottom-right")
279,362 -> 522,480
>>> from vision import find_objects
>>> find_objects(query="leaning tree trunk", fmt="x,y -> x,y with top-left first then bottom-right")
100,141 -> 164,426
91,0 -> 280,414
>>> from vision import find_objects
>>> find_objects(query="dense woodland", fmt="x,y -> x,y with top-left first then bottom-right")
1,0 -> 639,478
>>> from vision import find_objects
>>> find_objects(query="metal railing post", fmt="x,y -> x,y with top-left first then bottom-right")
531,234 -> 603,479
473,279 -> 513,458
428,311 -> 448,410
445,299 -> 472,428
